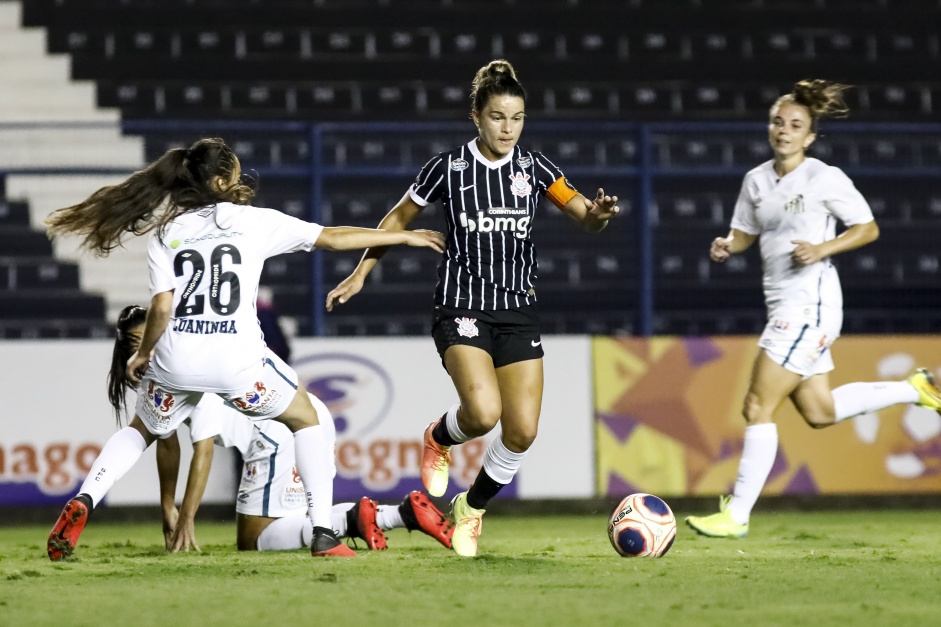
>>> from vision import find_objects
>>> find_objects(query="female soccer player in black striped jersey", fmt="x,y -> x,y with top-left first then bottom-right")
327,59 -> 621,556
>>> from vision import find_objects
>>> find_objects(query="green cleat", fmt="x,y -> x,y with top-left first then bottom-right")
450,491 -> 485,557
685,495 -> 749,539
908,368 -> 941,411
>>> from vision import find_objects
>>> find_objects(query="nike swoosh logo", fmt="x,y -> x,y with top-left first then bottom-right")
531,340 -> 541,347
459,184 -> 475,191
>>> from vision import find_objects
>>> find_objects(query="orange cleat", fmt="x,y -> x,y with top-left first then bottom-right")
421,421 -> 452,497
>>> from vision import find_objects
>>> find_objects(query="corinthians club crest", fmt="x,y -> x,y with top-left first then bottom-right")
508,171 -> 532,197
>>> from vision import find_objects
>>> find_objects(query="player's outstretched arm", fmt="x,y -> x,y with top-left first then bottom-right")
316,226 -> 444,253
127,291 -> 173,384
156,433 -> 181,550
326,193 -> 427,311
560,188 -> 621,233
168,437 -> 214,553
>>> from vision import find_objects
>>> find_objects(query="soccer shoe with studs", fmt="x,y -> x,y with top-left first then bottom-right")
311,526 -> 356,557
685,496 -> 748,539
421,420 -> 452,497
450,491 -> 484,557
346,497 -> 387,550
908,368 -> 941,411
47,494 -> 93,561
400,490 -> 454,549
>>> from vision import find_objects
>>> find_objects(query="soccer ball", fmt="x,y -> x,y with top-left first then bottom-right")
608,493 -> 677,558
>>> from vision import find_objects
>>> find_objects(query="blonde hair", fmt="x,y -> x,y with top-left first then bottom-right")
470,59 -> 526,115
771,79 -> 851,130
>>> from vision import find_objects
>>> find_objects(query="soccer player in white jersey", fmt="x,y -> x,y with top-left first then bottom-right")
44,138 -> 444,560
327,60 -> 621,556
686,80 -> 941,539
102,306 -> 453,552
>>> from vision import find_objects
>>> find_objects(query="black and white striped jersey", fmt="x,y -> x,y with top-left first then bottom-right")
409,139 -> 577,311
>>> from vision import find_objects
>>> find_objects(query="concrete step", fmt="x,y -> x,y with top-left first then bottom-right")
0,3 -> 23,31
0,128 -> 143,168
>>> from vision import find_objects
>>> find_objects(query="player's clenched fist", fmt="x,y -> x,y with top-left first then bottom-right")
710,236 -> 733,262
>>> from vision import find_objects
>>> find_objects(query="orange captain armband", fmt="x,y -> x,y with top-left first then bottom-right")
546,176 -> 579,209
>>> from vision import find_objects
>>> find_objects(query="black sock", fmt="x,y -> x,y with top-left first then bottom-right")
75,493 -> 94,517
432,414 -> 460,447
466,469 -> 505,510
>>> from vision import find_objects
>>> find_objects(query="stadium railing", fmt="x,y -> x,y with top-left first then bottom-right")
2,119 -> 940,337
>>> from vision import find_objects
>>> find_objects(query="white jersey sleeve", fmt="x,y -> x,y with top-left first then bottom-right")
821,166 -> 874,226
148,231 -> 177,297
729,171 -> 761,235
252,207 -> 325,258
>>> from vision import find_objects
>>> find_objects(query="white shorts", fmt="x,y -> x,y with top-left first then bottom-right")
236,423 -> 308,518
758,318 -> 836,378
135,348 -> 299,437
236,394 -> 334,518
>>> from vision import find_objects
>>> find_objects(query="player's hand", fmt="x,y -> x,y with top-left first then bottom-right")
588,188 -> 620,221
126,349 -> 153,384
326,274 -> 365,312
168,517 -> 200,553
710,236 -> 733,262
162,506 -> 179,550
791,239 -> 823,266
403,229 -> 445,253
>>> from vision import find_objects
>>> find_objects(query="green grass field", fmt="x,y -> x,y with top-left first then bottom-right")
1,510 -> 938,626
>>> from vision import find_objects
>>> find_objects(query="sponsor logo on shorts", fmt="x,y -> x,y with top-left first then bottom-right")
232,381 -> 283,415
450,158 -> 469,171
244,463 -> 258,484
148,381 -> 175,414
772,319 -> 789,333
455,317 -> 479,338
237,490 -> 249,503
508,171 -> 532,197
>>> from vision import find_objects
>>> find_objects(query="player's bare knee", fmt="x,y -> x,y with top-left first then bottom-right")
502,429 -> 537,452
461,399 -> 502,434
802,410 -> 835,429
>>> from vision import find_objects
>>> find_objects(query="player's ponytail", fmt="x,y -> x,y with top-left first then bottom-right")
771,80 -> 851,131
470,59 -> 526,115
107,305 -> 148,426
45,137 -> 255,255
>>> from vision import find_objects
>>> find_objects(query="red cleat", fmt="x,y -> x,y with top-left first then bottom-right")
400,491 -> 454,549
48,496 -> 92,561
348,497 -> 387,550
311,526 -> 356,558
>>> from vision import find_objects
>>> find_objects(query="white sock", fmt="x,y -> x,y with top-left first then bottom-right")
292,425 -> 333,530
832,381 -> 920,423
332,503 -> 354,537
377,504 -> 405,531
78,427 -> 148,507
727,423 -> 778,525
445,403 -> 470,444
256,515 -> 312,551
482,437 -> 527,485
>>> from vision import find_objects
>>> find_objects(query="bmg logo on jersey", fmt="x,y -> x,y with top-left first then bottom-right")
459,207 -> 531,239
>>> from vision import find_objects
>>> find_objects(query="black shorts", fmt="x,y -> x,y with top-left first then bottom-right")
431,304 -> 544,369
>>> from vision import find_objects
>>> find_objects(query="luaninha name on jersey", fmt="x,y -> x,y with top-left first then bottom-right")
172,318 -> 238,335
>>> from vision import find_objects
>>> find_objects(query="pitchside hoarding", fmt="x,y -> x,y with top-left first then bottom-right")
0,335 -> 593,506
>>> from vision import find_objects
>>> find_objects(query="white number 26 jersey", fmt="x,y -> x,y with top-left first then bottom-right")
147,202 -> 323,392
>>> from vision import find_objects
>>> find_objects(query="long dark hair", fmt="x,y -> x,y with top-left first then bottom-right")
470,59 -> 527,116
107,305 -> 148,425
45,138 -> 255,256
771,79 -> 851,132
